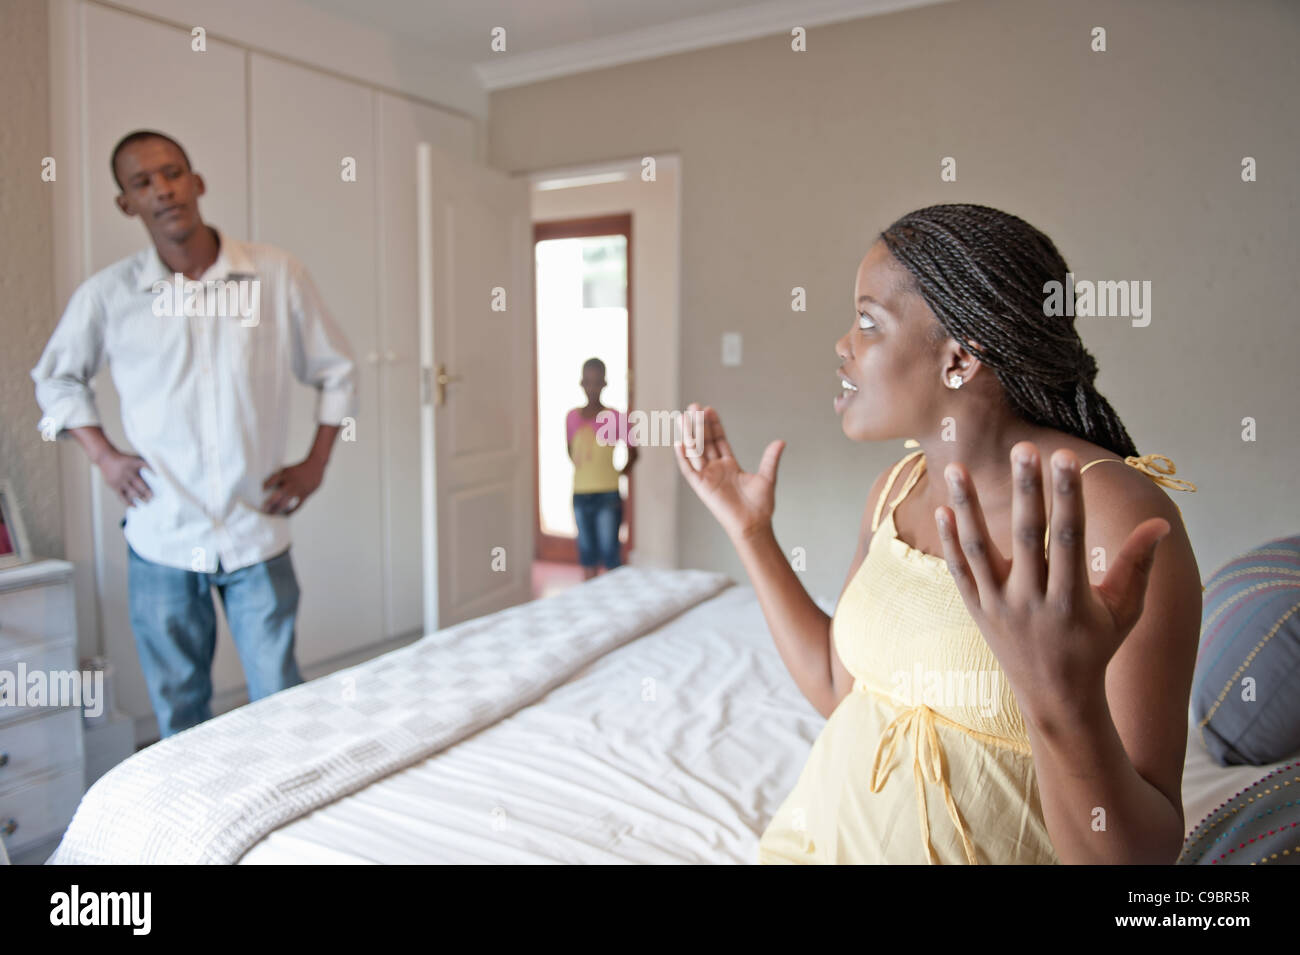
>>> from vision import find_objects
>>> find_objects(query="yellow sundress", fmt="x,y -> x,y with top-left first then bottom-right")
757,447 -> 1196,864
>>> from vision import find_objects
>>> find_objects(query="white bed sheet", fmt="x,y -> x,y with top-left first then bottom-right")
240,584 -> 825,864
239,583 -> 1289,864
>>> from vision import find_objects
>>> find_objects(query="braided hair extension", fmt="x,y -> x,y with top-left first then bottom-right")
879,203 -> 1140,460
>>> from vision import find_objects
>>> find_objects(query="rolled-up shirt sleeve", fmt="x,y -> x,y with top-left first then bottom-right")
30,282 -> 107,438
287,257 -> 359,425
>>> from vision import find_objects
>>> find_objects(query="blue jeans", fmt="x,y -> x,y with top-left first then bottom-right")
127,544 -> 304,738
573,490 -> 623,569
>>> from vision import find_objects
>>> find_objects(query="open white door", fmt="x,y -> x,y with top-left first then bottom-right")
418,143 -> 536,632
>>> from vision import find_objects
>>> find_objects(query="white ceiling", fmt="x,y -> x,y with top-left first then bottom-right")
299,0 -> 952,89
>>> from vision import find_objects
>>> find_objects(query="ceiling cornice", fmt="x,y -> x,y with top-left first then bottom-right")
475,0 -> 953,91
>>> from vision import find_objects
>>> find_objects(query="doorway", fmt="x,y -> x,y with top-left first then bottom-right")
533,214 -> 635,569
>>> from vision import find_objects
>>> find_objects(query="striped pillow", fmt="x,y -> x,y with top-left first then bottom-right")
1178,759 -> 1300,865
1191,536 -> 1300,766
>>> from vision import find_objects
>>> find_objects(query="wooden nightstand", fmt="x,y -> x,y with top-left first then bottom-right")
0,560 -> 86,864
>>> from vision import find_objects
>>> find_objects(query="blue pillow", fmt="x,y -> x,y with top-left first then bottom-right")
1191,536 -> 1300,766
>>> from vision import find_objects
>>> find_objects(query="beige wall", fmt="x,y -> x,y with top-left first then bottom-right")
489,0 -> 1300,603
0,0 -> 60,560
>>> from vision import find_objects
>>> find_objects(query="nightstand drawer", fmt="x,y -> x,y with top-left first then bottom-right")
0,583 -> 75,651
0,768 -> 84,856
0,709 -> 83,784
0,637 -> 78,726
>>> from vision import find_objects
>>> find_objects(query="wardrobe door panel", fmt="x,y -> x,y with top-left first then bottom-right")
249,54 -> 383,664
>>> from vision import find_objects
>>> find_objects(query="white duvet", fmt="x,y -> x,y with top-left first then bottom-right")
239,583 -> 826,864
48,566 -> 734,864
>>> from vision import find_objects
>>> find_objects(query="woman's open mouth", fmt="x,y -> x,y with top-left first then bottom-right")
834,374 -> 859,414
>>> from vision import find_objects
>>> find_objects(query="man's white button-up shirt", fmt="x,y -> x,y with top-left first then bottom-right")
31,230 -> 358,573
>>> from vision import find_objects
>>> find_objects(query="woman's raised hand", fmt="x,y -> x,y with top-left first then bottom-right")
674,402 -> 785,542
933,441 -> 1171,720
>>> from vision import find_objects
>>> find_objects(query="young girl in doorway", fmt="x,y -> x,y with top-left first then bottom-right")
676,203 -> 1202,864
568,358 -> 638,580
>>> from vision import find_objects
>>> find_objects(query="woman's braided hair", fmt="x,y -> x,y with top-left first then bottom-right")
879,203 -> 1139,459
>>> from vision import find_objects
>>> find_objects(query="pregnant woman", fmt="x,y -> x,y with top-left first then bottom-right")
675,203 -> 1201,864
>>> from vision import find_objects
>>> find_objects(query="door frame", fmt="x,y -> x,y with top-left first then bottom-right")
532,213 -> 635,565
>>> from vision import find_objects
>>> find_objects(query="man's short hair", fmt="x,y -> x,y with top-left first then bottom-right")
110,130 -> 192,191
582,357 -> 606,377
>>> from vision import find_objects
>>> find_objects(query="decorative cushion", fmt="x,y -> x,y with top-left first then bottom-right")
1191,536 -> 1300,766
1178,759 -> 1300,865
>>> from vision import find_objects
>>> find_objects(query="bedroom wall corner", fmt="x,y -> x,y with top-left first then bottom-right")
0,0 -> 62,563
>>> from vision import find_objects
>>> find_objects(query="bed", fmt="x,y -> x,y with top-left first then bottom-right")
240,579 -> 821,864
46,566 -> 1294,864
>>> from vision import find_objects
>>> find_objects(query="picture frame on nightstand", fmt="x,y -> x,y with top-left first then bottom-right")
0,480 -> 32,570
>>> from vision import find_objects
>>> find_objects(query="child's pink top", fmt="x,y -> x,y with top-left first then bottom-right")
566,408 -> 636,446
567,408 -> 636,494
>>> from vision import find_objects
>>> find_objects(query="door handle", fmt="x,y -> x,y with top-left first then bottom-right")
435,363 -> 461,407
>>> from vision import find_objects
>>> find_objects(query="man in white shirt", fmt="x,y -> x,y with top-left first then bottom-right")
31,129 -> 358,738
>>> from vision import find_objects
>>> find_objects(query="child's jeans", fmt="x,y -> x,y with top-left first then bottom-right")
127,543 -> 304,738
573,490 -> 623,569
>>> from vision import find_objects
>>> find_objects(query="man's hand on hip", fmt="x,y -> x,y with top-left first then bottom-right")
262,458 -> 326,515
67,426 -> 152,508
99,449 -> 154,508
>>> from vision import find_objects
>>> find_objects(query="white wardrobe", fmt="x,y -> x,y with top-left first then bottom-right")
53,1 -> 479,740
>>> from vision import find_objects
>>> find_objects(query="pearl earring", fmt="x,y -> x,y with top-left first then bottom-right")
947,374 -> 964,390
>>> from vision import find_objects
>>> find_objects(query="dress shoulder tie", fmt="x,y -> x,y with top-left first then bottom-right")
1088,452 -> 1197,493
1075,452 -> 1199,588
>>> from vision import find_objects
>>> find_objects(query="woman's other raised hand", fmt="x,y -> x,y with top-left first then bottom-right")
674,402 -> 786,543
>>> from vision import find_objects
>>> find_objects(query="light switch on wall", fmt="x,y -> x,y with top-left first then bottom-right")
721,332 -> 742,367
